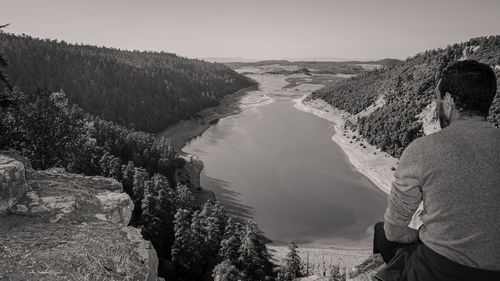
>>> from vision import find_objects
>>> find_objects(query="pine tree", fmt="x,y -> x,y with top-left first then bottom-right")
132,168 -> 148,204
121,161 -> 135,195
238,221 -> 275,281
194,200 -> 228,277
175,184 -> 194,210
99,152 -> 113,177
130,167 -> 149,224
219,218 -> 242,265
0,24 -> 13,97
172,209 -> 204,280
172,202 -> 229,280
188,210 -> 209,277
141,174 -> 175,259
278,241 -> 302,281
200,200 -> 227,257
171,209 -> 194,268
109,156 -> 122,180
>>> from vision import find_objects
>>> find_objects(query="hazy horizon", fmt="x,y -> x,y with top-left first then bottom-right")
2,0 -> 500,61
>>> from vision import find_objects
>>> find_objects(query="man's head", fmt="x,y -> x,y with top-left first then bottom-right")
436,60 -> 497,127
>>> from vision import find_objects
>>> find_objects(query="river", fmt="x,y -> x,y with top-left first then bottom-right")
182,73 -> 387,247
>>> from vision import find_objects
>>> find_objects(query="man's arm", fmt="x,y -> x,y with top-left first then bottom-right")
384,142 -> 424,243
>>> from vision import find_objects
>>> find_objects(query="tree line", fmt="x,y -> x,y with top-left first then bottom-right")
312,35 -> 500,157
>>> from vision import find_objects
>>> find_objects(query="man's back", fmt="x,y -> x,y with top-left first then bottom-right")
377,61 -> 500,280
409,119 -> 500,270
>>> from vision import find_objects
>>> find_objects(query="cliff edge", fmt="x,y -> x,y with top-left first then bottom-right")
0,152 -> 160,281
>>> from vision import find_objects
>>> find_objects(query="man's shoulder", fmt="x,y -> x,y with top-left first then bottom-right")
405,134 -> 438,152
403,122 -> 499,157
401,131 -> 449,159
415,131 -> 446,145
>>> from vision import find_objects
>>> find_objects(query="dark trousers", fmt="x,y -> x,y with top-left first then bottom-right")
372,222 -> 500,281
373,222 -> 419,264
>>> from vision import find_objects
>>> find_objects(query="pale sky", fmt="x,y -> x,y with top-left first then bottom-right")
1,0 -> 499,60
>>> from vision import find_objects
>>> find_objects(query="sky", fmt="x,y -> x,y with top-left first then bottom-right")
1,0 -> 499,61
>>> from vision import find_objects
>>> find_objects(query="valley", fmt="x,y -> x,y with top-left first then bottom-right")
179,65 -> 389,251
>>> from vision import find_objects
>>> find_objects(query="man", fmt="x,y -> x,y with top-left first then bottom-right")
373,60 -> 500,281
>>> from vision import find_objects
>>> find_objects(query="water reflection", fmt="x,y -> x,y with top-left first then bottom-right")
200,173 -> 254,219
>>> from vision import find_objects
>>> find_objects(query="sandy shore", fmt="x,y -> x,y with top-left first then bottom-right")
294,96 -> 397,194
159,85 -> 258,151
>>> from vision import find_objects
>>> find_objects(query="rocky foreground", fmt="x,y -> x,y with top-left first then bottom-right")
0,151 -> 160,281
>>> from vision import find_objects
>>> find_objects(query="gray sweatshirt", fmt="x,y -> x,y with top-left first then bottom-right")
384,119 -> 500,270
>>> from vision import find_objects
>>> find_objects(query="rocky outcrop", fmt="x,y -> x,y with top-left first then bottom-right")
0,153 -> 160,281
176,153 -> 204,189
123,227 -> 160,281
0,153 -> 30,213
10,167 -> 132,225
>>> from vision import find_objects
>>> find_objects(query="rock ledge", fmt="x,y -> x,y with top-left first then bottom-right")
0,152 -> 160,281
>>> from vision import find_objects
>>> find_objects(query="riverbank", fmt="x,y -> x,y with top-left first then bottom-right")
159,85 -> 258,152
294,95 -> 397,194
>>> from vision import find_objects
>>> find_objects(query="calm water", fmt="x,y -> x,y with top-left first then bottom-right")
183,85 -> 387,247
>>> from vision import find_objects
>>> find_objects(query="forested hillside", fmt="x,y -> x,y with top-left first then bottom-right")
0,33 -> 255,132
311,35 -> 500,157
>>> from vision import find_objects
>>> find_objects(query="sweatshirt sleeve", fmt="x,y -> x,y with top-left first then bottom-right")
383,142 -> 423,243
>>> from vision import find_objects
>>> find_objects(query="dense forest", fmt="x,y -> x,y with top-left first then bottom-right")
311,35 -> 500,157
0,33 -> 255,132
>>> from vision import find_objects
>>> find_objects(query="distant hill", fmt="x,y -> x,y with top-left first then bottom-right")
202,57 -> 258,63
0,33 -> 255,132
311,35 -> 500,157
224,59 -> 401,75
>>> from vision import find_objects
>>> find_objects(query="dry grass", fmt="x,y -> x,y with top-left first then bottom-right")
269,245 -> 372,278
0,216 -> 148,281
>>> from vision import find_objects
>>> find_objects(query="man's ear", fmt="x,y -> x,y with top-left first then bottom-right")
437,92 -> 455,128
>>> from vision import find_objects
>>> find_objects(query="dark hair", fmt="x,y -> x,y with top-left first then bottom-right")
438,60 -> 497,116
